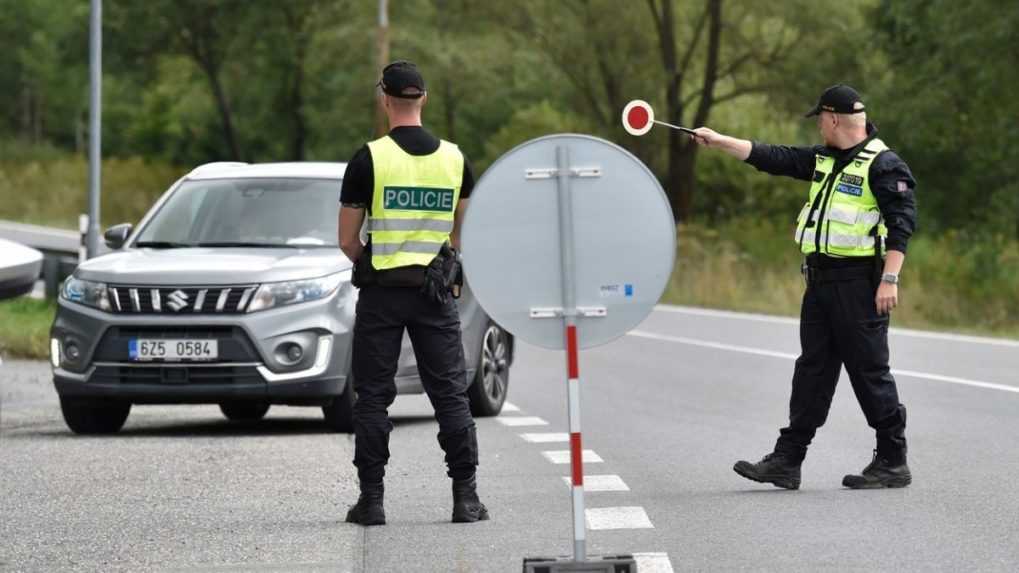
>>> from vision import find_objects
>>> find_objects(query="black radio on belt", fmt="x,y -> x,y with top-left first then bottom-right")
421,243 -> 461,303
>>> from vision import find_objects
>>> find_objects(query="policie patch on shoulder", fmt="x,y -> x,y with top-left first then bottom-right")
383,186 -> 455,212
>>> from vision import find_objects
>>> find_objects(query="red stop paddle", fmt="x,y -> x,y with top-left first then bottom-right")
621,100 -> 697,136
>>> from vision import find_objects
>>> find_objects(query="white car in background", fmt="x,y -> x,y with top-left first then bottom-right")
0,238 -> 43,366
0,238 -> 43,300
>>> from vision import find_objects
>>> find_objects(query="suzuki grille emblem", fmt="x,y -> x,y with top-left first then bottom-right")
167,290 -> 190,312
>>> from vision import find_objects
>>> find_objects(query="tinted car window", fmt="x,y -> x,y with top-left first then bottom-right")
136,178 -> 340,247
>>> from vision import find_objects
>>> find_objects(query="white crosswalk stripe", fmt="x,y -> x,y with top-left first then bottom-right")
585,506 -> 654,530
519,432 -> 570,443
633,552 -> 674,573
560,474 -> 629,491
496,416 -> 548,426
542,450 -> 603,464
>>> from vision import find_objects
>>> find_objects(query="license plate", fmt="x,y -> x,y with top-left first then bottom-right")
128,339 -> 218,361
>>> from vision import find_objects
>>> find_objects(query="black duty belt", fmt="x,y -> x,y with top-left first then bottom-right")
801,262 -> 873,285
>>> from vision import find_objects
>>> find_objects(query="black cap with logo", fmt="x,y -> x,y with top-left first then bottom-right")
805,84 -> 866,117
378,60 -> 426,99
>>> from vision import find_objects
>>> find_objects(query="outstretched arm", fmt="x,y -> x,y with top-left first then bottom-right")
691,127 -> 752,160
693,127 -> 816,182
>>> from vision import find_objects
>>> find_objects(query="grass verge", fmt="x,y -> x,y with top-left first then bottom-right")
0,298 -> 56,361
0,143 -> 180,230
664,220 -> 1019,340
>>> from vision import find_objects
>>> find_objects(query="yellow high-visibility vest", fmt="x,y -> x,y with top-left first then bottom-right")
366,135 -> 464,270
794,138 -> 888,257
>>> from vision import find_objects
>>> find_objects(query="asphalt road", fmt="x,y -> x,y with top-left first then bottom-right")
2,305 -> 1018,572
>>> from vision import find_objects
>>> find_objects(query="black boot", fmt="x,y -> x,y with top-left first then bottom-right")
345,481 -> 385,526
842,450 -> 911,489
733,452 -> 802,490
451,475 -> 489,523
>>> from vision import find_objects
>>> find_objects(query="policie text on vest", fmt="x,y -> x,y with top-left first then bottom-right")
384,186 -> 456,212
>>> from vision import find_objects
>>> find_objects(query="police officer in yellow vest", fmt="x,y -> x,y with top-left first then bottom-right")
692,85 -> 917,490
338,61 -> 487,524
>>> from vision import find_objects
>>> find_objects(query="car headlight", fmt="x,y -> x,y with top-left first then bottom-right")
60,276 -> 112,311
247,271 -> 348,313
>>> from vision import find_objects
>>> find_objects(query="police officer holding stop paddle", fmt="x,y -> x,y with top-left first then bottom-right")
692,85 -> 918,490
337,61 -> 487,525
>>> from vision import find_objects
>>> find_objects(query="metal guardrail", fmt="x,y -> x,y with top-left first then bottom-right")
0,219 -> 110,298
0,220 -> 81,254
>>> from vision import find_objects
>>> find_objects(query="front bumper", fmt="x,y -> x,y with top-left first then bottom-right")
50,284 -> 356,405
53,365 -> 345,404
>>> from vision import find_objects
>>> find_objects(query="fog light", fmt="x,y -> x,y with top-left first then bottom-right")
275,342 -> 305,365
66,343 -> 81,361
50,338 -> 61,368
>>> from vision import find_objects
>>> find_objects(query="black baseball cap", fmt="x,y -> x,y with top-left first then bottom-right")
377,60 -> 426,99
805,84 -> 865,117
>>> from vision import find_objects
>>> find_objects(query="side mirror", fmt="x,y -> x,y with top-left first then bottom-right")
103,223 -> 133,250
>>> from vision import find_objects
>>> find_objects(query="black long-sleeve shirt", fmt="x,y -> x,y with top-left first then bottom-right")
745,124 -> 917,254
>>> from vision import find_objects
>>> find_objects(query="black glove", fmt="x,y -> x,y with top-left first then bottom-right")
421,262 -> 449,304
420,243 -> 458,304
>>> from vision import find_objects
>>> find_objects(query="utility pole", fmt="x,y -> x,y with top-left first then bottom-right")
86,0 -> 102,258
374,0 -> 389,138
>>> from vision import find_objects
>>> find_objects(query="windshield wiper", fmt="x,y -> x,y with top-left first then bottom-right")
134,241 -> 194,249
191,241 -> 293,248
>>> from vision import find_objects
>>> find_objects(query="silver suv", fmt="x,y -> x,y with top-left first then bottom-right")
50,162 -> 512,434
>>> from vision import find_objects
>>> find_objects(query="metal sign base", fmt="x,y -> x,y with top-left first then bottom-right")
522,555 -> 637,573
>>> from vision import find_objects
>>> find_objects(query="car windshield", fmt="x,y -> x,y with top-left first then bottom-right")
134,178 -> 340,248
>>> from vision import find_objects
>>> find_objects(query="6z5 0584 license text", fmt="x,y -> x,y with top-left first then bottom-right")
128,339 -> 218,361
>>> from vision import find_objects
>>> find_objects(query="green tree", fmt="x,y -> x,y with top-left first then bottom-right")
498,0 -> 871,222
241,0 -> 352,160
872,0 -> 1019,239
0,0 -> 89,149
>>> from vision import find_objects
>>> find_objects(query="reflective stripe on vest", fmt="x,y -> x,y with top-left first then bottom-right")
794,138 -> 888,257
798,204 -> 882,227
367,135 -> 464,270
796,229 -> 876,250
372,240 -> 449,256
367,218 -> 455,233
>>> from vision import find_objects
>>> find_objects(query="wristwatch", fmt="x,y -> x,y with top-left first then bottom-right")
881,273 -> 899,285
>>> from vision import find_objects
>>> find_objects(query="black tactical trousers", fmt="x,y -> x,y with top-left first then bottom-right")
351,285 -> 478,483
775,271 -> 908,464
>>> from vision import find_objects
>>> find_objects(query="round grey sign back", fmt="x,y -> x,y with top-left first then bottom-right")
463,134 -> 675,350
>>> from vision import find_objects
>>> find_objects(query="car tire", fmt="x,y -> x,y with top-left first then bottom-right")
322,376 -> 355,433
219,401 -> 270,422
60,397 -> 131,435
468,321 -> 511,417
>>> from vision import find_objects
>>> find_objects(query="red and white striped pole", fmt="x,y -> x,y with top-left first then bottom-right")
565,320 -> 586,561
553,144 -> 587,562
